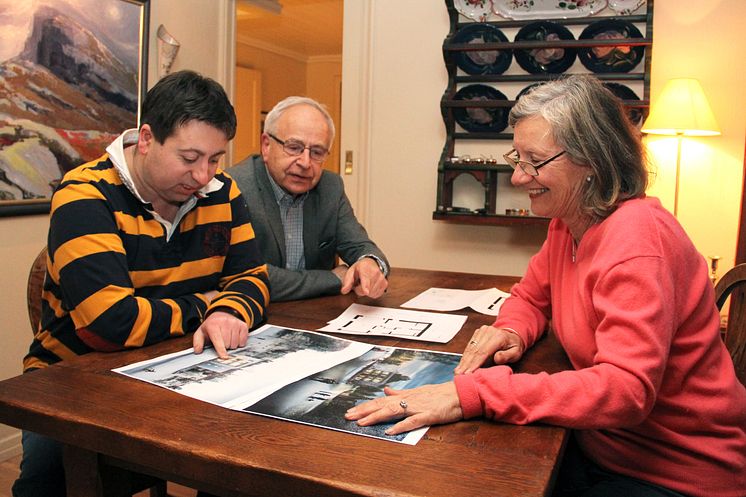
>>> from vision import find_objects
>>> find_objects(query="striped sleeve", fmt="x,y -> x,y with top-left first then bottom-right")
207,172 -> 269,326
46,158 -> 208,352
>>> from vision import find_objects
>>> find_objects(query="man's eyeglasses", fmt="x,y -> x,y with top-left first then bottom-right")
267,133 -> 329,163
503,148 -> 565,177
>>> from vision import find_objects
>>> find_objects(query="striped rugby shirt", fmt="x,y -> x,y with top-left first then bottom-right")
23,131 -> 269,371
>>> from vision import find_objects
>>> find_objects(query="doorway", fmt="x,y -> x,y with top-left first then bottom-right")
233,0 -> 343,174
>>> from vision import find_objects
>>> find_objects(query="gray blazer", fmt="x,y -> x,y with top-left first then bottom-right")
229,155 -> 389,301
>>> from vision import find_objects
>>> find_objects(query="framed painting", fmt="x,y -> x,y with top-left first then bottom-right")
0,0 -> 149,217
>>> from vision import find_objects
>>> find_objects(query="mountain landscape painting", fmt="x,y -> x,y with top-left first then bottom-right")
0,0 -> 147,214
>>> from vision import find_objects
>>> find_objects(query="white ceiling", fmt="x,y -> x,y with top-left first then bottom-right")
236,0 -> 343,58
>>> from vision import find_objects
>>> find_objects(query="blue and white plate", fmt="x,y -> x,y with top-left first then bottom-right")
578,19 -> 645,73
453,84 -> 509,133
452,23 -> 512,75
514,21 -> 577,74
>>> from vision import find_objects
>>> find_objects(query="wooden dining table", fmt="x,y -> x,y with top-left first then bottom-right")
0,268 -> 571,497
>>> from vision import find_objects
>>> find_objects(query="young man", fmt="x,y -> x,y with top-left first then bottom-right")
230,96 -> 389,301
14,70 -> 269,497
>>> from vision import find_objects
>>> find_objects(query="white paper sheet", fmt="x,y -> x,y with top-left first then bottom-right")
401,287 -> 510,316
114,324 -> 463,445
319,303 -> 467,343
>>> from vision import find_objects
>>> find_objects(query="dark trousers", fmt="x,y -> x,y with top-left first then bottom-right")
12,431 -> 65,497
12,430 -> 223,497
552,434 -> 689,497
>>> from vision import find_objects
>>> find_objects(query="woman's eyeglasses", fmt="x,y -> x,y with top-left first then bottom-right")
503,148 -> 565,176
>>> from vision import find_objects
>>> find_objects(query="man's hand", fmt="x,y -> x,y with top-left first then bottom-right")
193,310 -> 248,359
332,263 -> 349,282
340,257 -> 388,298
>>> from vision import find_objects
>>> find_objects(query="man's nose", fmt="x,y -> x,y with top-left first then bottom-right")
192,160 -> 211,185
295,148 -> 312,169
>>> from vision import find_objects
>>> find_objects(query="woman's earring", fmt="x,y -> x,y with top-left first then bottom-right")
586,175 -> 593,183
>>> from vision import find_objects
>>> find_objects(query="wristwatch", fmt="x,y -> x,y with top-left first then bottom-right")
359,254 -> 389,278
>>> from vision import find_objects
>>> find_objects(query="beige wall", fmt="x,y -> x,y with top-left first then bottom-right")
355,0 -> 746,280
644,2 -> 746,276
235,40 -> 307,114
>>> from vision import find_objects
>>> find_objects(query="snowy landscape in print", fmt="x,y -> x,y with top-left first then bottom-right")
0,0 -> 145,206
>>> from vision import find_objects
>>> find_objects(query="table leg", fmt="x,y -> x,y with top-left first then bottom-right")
63,444 -> 165,497
63,444 -> 104,497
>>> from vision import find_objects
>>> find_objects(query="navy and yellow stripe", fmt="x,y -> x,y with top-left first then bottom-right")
23,154 -> 269,371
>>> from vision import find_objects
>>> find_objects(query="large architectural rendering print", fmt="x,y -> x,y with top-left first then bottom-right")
0,0 -> 148,216
115,325 -> 462,445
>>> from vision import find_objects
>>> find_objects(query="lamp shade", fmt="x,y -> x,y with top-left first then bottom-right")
641,78 -> 721,136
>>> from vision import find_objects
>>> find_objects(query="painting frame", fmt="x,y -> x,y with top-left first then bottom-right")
0,0 -> 150,217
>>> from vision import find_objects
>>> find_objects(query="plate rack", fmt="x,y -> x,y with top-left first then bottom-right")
434,0 -> 654,226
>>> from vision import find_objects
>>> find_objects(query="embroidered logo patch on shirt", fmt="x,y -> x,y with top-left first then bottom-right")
203,225 -> 231,257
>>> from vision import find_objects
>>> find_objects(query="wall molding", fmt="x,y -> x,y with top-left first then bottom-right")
0,430 -> 21,462
236,35 -> 308,63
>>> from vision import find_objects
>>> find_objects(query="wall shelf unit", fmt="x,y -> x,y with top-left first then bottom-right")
434,0 -> 654,226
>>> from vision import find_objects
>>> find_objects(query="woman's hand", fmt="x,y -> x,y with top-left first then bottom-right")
344,383 -> 463,436
454,325 -> 525,375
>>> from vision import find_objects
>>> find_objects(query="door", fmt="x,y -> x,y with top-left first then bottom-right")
233,67 -> 262,163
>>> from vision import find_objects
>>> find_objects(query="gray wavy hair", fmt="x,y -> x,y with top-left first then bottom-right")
509,75 -> 649,220
263,96 -> 336,147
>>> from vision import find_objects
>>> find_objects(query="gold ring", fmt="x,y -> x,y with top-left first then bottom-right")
469,340 -> 479,347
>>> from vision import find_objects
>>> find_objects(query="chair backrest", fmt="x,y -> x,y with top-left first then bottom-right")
715,263 -> 746,385
27,246 -> 48,334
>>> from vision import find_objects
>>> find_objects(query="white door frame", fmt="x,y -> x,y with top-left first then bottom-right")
340,1 -> 373,224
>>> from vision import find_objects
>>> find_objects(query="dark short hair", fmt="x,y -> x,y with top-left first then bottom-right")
140,70 -> 237,143
509,75 -> 649,220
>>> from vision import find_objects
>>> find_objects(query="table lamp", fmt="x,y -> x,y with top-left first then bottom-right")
641,78 -> 720,216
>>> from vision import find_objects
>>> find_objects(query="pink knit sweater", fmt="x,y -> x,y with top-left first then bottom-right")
454,197 -> 746,497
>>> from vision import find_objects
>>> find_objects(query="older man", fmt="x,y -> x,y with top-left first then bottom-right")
230,96 -> 389,301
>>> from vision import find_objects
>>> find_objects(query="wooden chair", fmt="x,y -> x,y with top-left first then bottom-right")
25,247 -> 169,497
715,263 -> 746,386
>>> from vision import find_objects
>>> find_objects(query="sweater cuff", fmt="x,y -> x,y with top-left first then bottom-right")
454,373 -> 483,419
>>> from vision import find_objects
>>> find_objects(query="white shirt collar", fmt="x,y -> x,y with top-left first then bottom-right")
106,128 -> 225,240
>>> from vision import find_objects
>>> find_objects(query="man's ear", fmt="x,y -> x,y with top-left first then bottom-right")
260,132 -> 271,161
137,124 -> 155,155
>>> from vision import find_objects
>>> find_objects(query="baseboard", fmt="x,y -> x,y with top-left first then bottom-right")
0,430 -> 22,461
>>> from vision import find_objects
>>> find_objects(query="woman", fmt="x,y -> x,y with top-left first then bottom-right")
345,75 -> 746,497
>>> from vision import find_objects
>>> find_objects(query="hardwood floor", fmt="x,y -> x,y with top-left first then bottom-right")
0,454 -> 198,497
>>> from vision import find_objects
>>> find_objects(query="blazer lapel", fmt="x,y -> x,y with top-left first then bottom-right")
255,161 -> 288,265
303,188 -> 320,268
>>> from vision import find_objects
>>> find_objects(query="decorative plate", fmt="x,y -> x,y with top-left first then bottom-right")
451,24 -> 512,75
515,82 -> 546,103
608,0 -> 646,15
453,84 -> 509,133
603,82 -> 643,127
514,21 -> 577,74
578,19 -> 645,73
454,0 -> 493,22
492,0 -> 608,20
